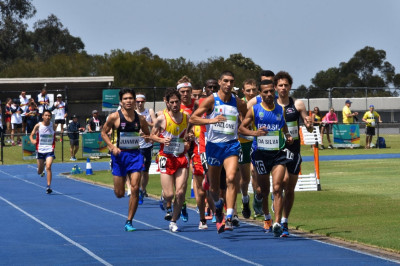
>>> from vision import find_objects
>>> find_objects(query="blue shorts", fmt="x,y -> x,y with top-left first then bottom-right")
140,146 -> 153,172
36,151 -> 55,160
206,140 -> 241,166
111,150 -> 144,177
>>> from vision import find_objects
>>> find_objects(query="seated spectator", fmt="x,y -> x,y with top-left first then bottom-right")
320,108 -> 338,150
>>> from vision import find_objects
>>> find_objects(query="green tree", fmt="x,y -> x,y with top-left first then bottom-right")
0,0 -> 36,62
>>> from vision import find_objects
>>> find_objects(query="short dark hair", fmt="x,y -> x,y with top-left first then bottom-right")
43,110 -> 52,116
260,70 -> 275,78
119,88 -> 136,101
219,70 -> 235,80
165,88 -> 181,102
205,78 -> 218,86
259,79 -> 273,90
274,71 -> 293,86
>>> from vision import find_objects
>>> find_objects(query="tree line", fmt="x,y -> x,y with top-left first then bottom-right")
1,0 -> 399,98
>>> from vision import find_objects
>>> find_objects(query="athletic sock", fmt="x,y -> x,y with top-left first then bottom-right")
255,194 -> 263,202
242,195 -> 249,203
264,214 -> 271,220
226,208 -> 234,218
281,217 -> 288,224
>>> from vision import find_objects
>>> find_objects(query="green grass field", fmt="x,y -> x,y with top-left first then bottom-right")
2,134 -> 400,253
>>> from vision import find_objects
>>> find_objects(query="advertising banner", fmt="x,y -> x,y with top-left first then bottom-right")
22,135 -> 36,160
82,132 -> 108,157
102,89 -> 120,112
333,124 -> 360,148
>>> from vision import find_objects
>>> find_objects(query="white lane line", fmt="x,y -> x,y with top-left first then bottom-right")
1,169 -> 261,266
0,195 -> 112,266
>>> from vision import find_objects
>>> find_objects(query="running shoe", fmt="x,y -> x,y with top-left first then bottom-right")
70,157 -> 75,161
159,195 -> 166,211
215,206 -> 225,233
211,214 -> 217,223
11,141 -> 16,146
198,220 -> 208,230
242,200 -> 251,219
281,222 -> 289,237
253,194 -> 263,217
46,186 -> 52,194
169,221 -> 180,232
232,215 -> 240,227
180,202 -> 188,222
328,145 -> 334,149
319,145 -> 325,150
272,222 -> 283,237
124,220 -> 136,232
164,208 -> 172,221
39,172 -> 45,177
263,219 -> 272,233
224,218 -> 233,231
138,189 -> 144,205
143,190 -> 148,197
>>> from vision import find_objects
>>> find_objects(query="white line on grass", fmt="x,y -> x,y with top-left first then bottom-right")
0,195 -> 112,266
1,169 -> 262,266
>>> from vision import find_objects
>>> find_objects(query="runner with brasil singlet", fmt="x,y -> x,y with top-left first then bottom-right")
101,88 -> 151,232
190,70 -> 247,233
274,71 -> 313,237
150,89 -> 191,233
29,110 -> 57,194
246,72 -> 275,221
239,80 -> 294,237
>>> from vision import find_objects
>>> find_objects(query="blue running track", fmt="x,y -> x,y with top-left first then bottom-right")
0,162 -> 399,265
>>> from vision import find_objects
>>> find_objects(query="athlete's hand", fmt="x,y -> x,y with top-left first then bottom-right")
256,127 -> 268,136
305,116 -> 314,133
111,146 -> 121,156
31,139 -> 37,145
212,114 -> 226,124
163,137 -> 171,146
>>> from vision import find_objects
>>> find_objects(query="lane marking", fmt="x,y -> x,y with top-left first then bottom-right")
0,169 -> 261,266
0,195 -> 112,266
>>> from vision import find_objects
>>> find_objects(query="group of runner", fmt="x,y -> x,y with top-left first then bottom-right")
31,69 -> 313,238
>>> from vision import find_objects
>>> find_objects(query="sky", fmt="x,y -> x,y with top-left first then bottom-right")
28,0 -> 400,88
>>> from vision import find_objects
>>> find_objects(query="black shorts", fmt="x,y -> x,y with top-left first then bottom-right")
22,116 -> 28,123
55,119 -> 66,125
286,152 -> 302,175
140,146 -> 153,172
251,149 -> 294,175
11,123 -> 22,130
366,127 -> 375,136
69,138 -> 79,146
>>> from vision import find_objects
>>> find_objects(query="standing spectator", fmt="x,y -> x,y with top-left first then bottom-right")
26,98 -> 39,134
10,99 -> 23,146
19,91 -> 29,134
362,105 -> 382,149
37,88 -> 50,121
52,94 -> 68,141
312,107 -> 322,127
4,98 -> 12,143
87,110 -> 103,132
320,108 -> 338,149
342,99 -> 358,124
67,114 -> 85,161
0,100 -> 4,146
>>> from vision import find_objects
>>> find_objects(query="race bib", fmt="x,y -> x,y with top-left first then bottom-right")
287,121 -> 299,140
119,132 -> 140,149
39,134 -> 53,146
163,138 -> 185,156
257,131 -> 280,151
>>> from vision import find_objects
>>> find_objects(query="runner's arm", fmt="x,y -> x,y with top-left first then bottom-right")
101,112 -> 120,156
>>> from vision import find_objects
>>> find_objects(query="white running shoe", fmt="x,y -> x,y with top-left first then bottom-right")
272,222 -> 283,237
198,221 -> 208,230
169,222 -> 180,232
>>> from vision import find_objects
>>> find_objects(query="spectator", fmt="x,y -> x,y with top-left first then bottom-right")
10,98 -> 22,146
0,100 -> 4,146
320,108 -> 338,150
4,98 -> 12,143
87,110 -> 103,132
26,98 -> 39,134
52,94 -> 68,141
37,88 -> 50,121
19,91 -> 29,134
67,114 -> 85,161
312,107 -> 322,127
342,99 -> 358,124
362,105 -> 382,149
